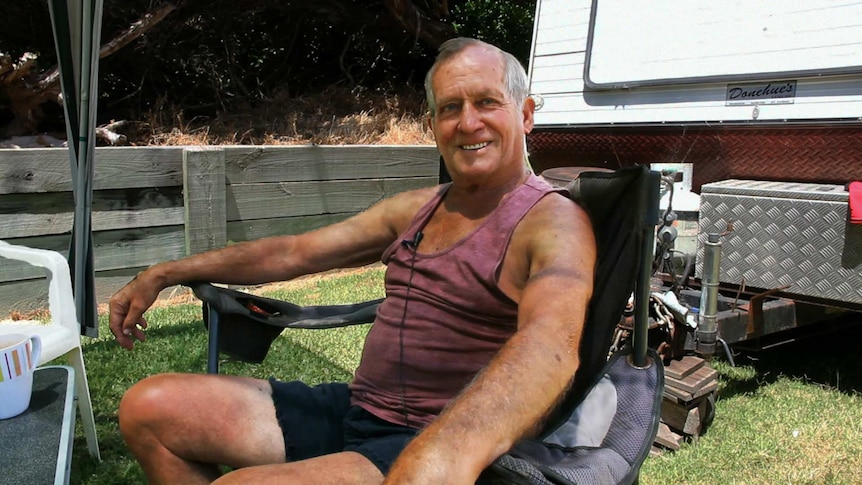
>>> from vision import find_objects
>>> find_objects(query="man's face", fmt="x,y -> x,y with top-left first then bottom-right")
428,46 -> 534,187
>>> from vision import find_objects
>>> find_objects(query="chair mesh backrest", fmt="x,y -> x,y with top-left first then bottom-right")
492,348 -> 663,485
545,165 -> 649,429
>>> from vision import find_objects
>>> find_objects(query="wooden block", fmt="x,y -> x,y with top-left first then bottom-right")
665,365 -> 718,394
661,397 -> 706,435
663,379 -> 718,404
665,355 -> 705,380
663,384 -> 693,402
654,423 -> 683,451
691,379 -> 719,400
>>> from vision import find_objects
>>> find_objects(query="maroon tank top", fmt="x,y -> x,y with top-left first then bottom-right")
349,173 -> 563,427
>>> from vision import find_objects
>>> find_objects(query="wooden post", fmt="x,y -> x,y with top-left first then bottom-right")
182,148 -> 226,256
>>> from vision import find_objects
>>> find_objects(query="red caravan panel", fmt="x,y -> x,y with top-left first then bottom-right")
528,127 -> 862,193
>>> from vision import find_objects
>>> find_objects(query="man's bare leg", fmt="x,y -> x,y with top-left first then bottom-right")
213,451 -> 383,484
119,373 -> 286,484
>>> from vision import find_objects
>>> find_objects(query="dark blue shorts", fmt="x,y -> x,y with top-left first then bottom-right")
268,379 -> 419,475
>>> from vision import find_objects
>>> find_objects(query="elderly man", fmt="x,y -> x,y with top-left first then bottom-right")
109,37 -> 595,484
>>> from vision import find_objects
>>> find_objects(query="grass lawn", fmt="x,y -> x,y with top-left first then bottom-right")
641,322 -> 862,485
64,266 -> 862,484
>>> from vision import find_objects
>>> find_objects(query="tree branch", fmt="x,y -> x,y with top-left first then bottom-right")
100,2 -> 177,58
0,3 -> 177,135
383,0 -> 455,49
37,2 -> 177,90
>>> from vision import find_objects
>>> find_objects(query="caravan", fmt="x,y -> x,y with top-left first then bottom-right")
526,0 -> 862,351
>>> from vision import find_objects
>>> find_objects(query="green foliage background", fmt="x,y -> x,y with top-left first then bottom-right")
0,0 -> 536,134
453,0 -> 535,66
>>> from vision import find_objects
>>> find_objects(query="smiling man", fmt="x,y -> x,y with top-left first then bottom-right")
110,38 -> 596,484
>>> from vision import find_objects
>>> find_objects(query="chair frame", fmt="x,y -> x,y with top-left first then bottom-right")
187,165 -> 663,484
0,241 -> 100,460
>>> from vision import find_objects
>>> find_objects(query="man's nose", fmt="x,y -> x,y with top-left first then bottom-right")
458,103 -> 482,131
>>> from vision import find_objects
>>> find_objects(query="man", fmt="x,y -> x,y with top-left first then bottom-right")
109,37 -> 596,484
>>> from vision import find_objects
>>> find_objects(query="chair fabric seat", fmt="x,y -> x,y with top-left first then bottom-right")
493,448 -> 629,485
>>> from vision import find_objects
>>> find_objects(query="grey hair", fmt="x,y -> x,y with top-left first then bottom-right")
424,37 -> 530,117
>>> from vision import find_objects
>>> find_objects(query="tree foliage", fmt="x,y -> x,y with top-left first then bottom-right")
0,0 -> 535,138
452,0 -> 535,64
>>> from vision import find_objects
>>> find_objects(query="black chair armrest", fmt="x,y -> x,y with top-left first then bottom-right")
185,282 -> 382,372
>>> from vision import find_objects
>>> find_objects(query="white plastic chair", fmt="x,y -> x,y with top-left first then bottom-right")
0,240 -> 100,459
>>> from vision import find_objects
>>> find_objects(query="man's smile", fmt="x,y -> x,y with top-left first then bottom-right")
461,142 -> 489,150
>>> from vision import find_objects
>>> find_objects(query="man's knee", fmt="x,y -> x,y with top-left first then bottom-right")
119,373 -> 185,438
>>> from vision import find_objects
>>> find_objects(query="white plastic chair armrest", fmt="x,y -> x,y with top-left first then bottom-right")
0,241 -> 79,334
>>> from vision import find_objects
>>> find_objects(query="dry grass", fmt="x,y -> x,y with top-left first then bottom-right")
4,308 -> 52,321
141,86 -> 434,146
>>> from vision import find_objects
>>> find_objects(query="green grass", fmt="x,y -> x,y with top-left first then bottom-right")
66,267 -> 862,484
68,267 -> 385,484
641,320 -> 862,485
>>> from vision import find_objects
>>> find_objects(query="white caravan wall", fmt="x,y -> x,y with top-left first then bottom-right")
528,0 -> 862,127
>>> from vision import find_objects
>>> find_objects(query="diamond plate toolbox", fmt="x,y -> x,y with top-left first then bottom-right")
696,179 -> 862,305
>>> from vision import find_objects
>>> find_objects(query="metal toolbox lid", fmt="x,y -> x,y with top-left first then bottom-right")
700,179 -> 849,202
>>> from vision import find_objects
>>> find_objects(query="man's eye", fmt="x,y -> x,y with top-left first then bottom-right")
480,98 -> 498,106
440,104 -> 459,114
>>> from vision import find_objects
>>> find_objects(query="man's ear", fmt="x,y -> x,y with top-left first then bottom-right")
522,96 -> 536,134
427,114 -> 436,137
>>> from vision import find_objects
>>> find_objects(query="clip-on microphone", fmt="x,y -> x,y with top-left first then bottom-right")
401,231 -> 424,249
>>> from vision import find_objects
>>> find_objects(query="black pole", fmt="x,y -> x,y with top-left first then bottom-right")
633,169 -> 660,367
206,303 -> 220,374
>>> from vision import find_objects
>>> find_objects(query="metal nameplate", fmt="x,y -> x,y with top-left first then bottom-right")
725,80 -> 797,106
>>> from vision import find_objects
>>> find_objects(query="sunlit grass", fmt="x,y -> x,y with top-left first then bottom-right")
67,266 -> 862,484
69,266 -> 384,483
641,321 -> 862,485
147,86 -> 434,146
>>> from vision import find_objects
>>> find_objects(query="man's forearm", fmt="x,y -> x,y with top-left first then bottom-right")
143,236 -> 298,289
434,324 -> 579,468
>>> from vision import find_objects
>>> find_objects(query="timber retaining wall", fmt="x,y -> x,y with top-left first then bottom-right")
0,145 -> 438,314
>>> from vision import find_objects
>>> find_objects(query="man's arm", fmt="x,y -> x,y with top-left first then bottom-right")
108,187 -> 435,350
384,195 -> 597,484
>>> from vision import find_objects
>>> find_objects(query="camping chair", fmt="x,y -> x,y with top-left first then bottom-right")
0,241 -> 100,459
185,165 -> 663,484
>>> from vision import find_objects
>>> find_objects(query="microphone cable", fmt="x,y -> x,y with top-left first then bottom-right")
397,230 -> 423,428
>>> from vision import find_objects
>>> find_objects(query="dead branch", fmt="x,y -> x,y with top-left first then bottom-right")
0,3 -> 177,136
5,53 -> 38,85
383,0 -> 455,49
96,121 -> 128,145
99,2 -> 177,59
35,2 -> 177,91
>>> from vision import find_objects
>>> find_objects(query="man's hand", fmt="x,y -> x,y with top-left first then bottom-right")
109,272 -> 159,350
384,439 -> 480,485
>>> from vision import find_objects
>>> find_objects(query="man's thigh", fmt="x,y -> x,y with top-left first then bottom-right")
213,451 -> 383,485
120,372 -> 287,468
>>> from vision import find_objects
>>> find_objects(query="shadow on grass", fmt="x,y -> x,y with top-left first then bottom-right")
71,313 -> 356,484
717,314 -> 862,399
